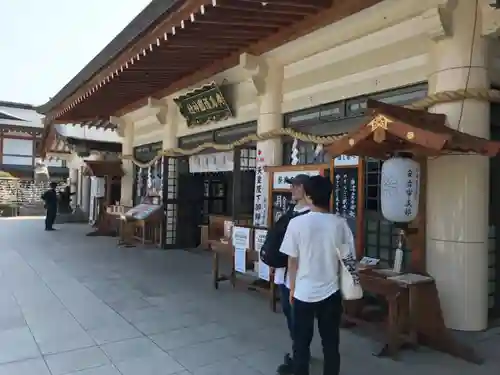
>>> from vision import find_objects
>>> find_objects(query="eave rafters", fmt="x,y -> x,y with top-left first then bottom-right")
47,0 -> 382,124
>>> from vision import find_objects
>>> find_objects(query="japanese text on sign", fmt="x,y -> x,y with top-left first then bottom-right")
334,155 -> 359,167
253,148 -> 268,226
272,170 -> 320,189
273,192 -> 291,223
404,168 -> 414,217
174,82 -> 233,127
333,168 -> 358,219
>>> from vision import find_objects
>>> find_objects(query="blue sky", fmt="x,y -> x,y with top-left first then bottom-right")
0,0 -> 152,106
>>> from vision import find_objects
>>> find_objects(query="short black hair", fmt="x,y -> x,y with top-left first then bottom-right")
50,182 -> 58,188
304,175 -> 332,209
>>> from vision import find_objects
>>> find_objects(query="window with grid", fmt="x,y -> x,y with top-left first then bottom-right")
239,148 -> 256,217
163,157 -> 178,247
133,166 -> 150,205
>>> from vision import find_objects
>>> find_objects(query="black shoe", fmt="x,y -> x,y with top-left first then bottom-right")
276,353 -> 293,375
45,228 -> 56,231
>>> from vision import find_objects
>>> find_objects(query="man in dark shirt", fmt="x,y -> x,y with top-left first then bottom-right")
42,182 -> 58,231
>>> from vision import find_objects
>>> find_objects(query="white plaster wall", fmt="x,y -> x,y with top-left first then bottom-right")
131,115 -> 164,147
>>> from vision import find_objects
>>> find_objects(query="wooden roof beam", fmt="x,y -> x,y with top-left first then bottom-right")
174,25 -> 270,37
217,2 -> 312,16
236,0 -> 332,10
215,4 -> 307,18
196,19 -> 281,28
201,9 -> 300,25
109,115 -> 127,136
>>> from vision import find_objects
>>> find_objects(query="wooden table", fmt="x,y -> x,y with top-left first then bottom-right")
343,269 -> 482,363
209,239 -> 235,289
209,239 -> 277,311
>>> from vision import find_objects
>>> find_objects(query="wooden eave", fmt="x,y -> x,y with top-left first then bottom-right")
83,160 -> 124,177
39,119 -> 116,158
45,0 -> 383,123
0,124 -> 43,135
66,138 -> 122,154
47,133 -> 72,155
326,100 -> 500,158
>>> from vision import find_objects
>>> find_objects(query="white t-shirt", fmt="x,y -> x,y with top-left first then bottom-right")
279,212 -> 355,303
274,205 -> 310,287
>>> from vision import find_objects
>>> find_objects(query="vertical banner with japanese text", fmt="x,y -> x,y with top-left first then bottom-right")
253,148 -> 268,227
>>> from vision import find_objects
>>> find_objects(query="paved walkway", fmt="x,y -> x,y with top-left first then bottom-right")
0,218 -> 498,375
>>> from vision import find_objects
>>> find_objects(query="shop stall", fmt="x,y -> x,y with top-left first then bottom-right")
325,100 -> 500,363
84,160 -> 123,236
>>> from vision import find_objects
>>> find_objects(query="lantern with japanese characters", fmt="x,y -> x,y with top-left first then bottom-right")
380,156 -> 420,223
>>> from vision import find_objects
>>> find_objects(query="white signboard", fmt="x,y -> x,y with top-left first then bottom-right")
272,170 -> 321,189
234,248 -> 247,273
254,229 -> 270,281
232,226 -> 251,249
90,177 -> 105,198
189,151 -> 234,173
334,155 -> 359,167
253,148 -> 268,227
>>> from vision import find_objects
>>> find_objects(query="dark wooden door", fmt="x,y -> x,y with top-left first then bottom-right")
176,158 -> 205,249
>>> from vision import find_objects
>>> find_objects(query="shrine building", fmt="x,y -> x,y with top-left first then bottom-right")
38,0 -> 500,332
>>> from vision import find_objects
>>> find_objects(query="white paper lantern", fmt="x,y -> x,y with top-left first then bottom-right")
381,157 -> 420,223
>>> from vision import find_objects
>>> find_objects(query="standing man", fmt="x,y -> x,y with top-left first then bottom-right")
280,175 -> 355,375
42,182 -> 58,231
275,174 -> 310,375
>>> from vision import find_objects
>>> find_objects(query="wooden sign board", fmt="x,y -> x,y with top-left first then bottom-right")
174,82 -> 233,127
265,164 -> 329,227
330,155 -> 365,259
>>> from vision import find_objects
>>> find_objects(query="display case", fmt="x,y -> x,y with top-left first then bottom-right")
120,203 -> 164,246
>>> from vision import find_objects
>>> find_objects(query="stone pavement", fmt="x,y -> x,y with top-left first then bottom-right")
0,218 -> 498,375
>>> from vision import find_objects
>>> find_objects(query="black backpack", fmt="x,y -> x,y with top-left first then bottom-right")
260,208 -> 309,268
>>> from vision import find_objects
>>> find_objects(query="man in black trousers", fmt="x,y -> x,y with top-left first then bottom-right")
42,182 -> 58,231
279,176 -> 355,375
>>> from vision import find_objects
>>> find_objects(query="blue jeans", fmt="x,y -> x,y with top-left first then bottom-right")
279,284 -> 293,340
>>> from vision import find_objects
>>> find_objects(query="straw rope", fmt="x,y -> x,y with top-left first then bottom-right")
123,88 -> 500,168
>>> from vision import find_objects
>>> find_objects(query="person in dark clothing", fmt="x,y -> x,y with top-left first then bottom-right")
58,185 -> 75,213
280,176 -> 355,375
275,174 -> 310,375
42,182 -> 58,231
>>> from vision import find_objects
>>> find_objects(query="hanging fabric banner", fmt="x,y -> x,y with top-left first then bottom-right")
253,147 -> 268,227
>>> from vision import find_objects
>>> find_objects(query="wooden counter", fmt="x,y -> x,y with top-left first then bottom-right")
343,268 -> 481,364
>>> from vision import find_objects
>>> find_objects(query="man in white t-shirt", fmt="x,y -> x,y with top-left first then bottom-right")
280,175 -> 355,375
275,174 -> 310,374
